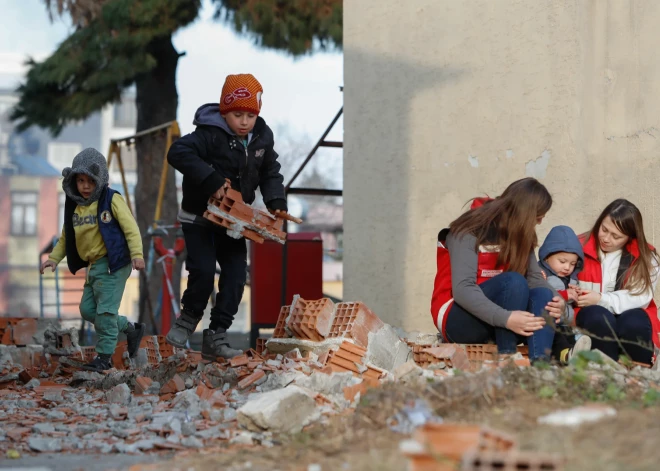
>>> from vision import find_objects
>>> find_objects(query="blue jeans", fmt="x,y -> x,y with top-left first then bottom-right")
576,305 -> 652,364
444,272 -> 555,361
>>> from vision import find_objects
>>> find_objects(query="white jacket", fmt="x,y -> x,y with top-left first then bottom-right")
597,249 -> 660,314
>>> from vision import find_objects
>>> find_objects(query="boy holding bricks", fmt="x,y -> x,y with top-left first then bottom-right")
166,73 -> 288,360
40,148 -> 146,372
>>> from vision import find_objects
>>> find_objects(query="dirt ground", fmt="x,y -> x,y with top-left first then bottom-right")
130,365 -> 660,471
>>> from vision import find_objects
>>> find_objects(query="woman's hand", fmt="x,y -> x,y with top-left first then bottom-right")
577,290 -> 601,307
545,296 -> 566,323
506,310 -> 546,336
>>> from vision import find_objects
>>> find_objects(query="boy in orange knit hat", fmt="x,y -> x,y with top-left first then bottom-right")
166,73 -> 288,359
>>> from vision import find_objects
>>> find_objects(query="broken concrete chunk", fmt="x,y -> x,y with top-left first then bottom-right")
181,435 -> 204,448
365,324 -> 412,372
28,437 -> 62,452
392,360 -> 424,381
106,383 -> 132,405
295,371 -> 360,397
31,423 -> 55,434
25,378 -> 40,390
237,385 -> 319,434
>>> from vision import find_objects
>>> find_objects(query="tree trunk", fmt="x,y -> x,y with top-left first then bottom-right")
134,35 -> 183,334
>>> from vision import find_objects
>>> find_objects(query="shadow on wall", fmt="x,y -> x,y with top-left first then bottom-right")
343,47 -> 466,330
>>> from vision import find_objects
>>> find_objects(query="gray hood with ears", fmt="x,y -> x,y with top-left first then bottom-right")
61,148 -> 109,206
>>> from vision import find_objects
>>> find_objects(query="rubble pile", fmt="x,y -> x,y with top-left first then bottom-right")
2,298 -> 658,463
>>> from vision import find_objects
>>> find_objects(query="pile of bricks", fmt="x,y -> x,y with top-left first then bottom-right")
204,186 -> 287,244
272,298 -> 385,349
0,318 -> 38,346
408,342 -> 531,371
321,341 -> 386,387
401,423 -> 563,471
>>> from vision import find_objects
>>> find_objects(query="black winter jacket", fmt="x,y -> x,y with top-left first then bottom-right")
167,103 -> 287,219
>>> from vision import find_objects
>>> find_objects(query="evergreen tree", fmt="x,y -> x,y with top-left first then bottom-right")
12,0 -> 342,330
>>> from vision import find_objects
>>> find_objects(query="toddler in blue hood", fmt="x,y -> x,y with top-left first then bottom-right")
539,225 -> 592,363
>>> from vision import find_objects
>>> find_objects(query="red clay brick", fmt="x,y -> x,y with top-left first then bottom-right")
230,354 -> 249,367
205,189 -> 287,244
135,376 -> 153,395
195,382 -> 214,401
12,318 -> 37,346
272,306 -> 290,339
422,345 -> 471,371
255,337 -> 267,355
343,381 -> 369,402
237,369 -> 265,390
461,450 -> 564,470
160,374 -> 185,394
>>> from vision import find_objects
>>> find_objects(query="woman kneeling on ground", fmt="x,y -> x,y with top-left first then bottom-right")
575,199 -> 660,365
431,177 -> 565,362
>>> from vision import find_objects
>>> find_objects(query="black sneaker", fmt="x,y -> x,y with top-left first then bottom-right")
81,354 -> 112,373
126,323 -> 146,358
201,329 -> 243,361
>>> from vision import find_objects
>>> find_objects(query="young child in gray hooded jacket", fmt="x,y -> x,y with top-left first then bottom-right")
538,225 -> 592,364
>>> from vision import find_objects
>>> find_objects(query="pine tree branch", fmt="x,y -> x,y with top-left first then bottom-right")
213,0 -> 342,57
12,0 -> 200,135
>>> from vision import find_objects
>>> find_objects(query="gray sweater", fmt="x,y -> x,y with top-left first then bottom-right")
446,232 -> 555,328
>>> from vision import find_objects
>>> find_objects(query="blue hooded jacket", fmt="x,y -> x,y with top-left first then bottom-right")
539,225 -> 584,324
539,225 -> 584,287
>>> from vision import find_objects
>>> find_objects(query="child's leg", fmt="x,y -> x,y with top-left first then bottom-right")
180,223 -> 217,315
91,260 -> 131,355
209,231 -> 247,332
551,325 -> 575,363
79,281 -> 98,327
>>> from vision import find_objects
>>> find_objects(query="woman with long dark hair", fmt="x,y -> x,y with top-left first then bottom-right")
576,199 -> 659,365
431,178 -> 565,362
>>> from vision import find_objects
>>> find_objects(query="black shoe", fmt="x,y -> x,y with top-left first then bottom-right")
166,309 -> 203,348
81,354 -> 112,373
202,329 -> 243,361
126,323 -> 146,358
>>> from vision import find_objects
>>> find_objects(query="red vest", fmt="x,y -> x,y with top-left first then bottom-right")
576,234 -> 660,348
430,198 -> 505,336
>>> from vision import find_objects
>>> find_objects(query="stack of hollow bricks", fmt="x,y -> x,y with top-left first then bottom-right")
204,188 -> 285,244
271,298 -> 387,385
273,298 -> 385,349
408,342 -> 530,371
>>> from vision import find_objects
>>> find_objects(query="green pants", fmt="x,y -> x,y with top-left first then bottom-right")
79,257 -> 131,355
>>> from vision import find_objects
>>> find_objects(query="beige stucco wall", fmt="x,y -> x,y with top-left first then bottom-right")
343,0 -> 660,333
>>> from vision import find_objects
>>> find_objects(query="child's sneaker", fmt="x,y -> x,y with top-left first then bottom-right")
202,328 -> 243,360
126,322 -> 146,358
166,309 -> 203,348
81,354 -> 112,373
561,335 -> 592,364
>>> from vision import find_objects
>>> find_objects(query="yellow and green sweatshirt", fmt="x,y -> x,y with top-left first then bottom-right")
49,194 -> 143,265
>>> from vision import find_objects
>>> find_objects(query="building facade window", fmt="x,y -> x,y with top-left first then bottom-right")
11,192 -> 38,236
113,100 -> 137,128
48,142 -> 82,170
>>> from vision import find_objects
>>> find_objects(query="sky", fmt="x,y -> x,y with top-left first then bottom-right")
0,0 -> 344,183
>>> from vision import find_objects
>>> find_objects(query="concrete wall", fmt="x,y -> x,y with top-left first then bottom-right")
343,0 -> 660,332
